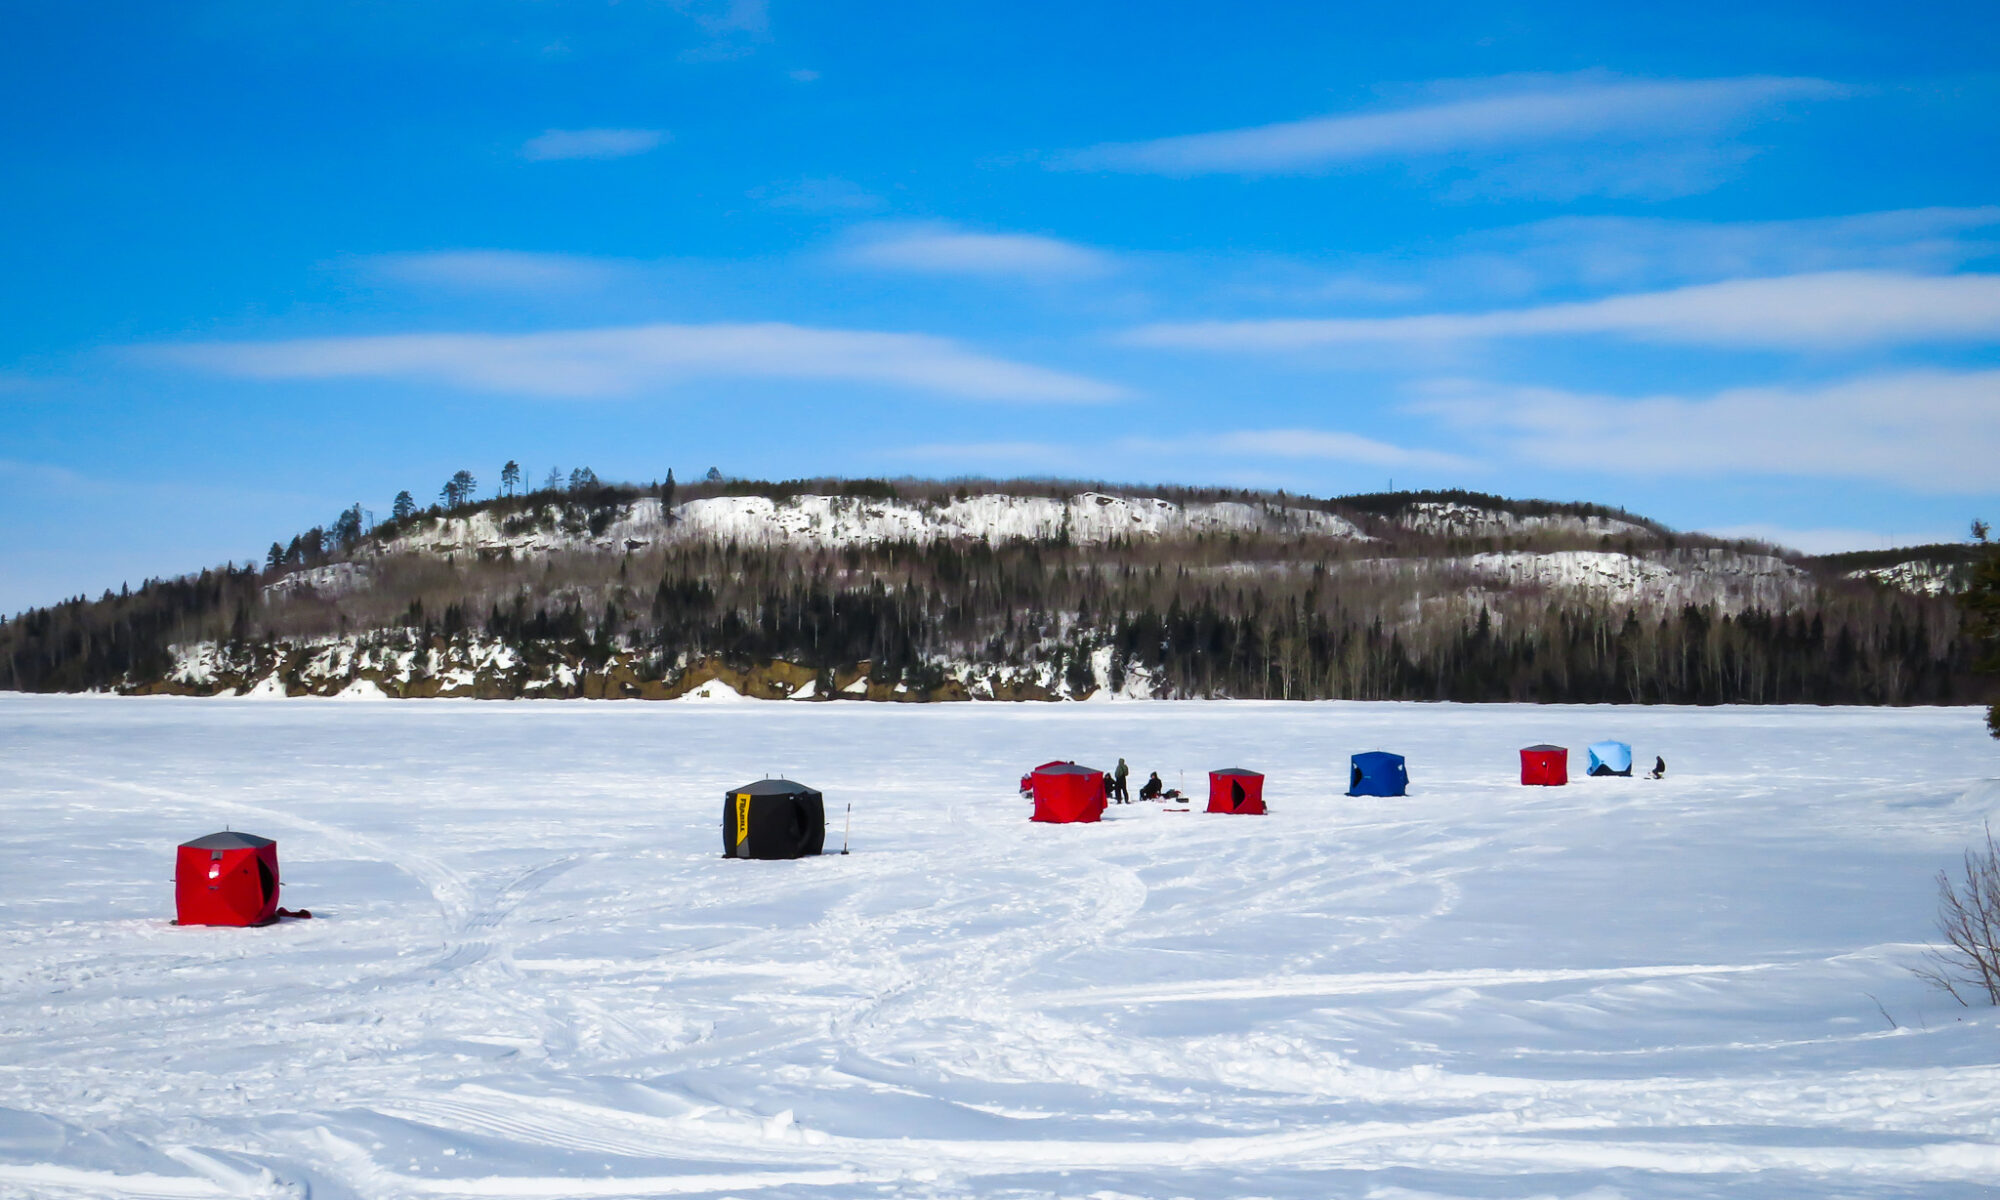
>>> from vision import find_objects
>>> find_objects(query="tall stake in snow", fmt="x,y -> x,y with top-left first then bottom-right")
840,803 -> 851,855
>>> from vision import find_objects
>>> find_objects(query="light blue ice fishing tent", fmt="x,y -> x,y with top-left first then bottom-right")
1586,740 -> 1633,777
1348,751 -> 1409,797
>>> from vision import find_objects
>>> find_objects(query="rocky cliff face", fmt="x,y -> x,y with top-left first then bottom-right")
1842,559 -> 1973,598
146,633 -> 1158,703
367,491 -> 1371,561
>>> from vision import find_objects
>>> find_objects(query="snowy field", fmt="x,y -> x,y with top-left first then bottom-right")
3,696 -> 2000,1200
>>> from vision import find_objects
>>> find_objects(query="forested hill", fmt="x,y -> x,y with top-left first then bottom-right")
3,474 -> 1993,706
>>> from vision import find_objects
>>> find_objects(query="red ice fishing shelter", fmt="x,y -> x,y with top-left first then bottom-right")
1519,745 -> 1569,787
1021,760 -> 1068,796
175,831 -> 281,926
1207,768 -> 1266,815
1031,763 -> 1108,824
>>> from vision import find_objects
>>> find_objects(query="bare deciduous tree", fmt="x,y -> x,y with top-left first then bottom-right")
1916,823 -> 2000,1005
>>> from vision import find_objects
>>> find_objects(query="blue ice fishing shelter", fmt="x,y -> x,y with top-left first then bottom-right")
1347,751 -> 1409,797
1586,740 -> 1634,777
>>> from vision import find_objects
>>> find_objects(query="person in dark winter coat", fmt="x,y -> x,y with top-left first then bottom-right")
1649,755 -> 1667,779
1139,771 -> 1163,801
1114,758 -> 1131,802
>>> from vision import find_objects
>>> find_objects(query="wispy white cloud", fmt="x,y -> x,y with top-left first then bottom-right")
892,429 -> 1466,474
139,323 -> 1128,404
749,176 -> 885,212
0,457 -> 94,491
1124,271 -> 2000,352
362,250 -> 638,292
1697,523 -> 1965,556
893,441 -> 1096,471
1125,429 -> 1473,471
0,458 -> 331,614
840,223 -> 1115,280
1447,142 -> 1759,203
1457,207 -> 2000,295
668,0 -> 768,37
1162,206 -> 2000,315
521,128 -> 668,162
665,0 -> 768,60
1412,369 -> 2000,493
1064,74 -> 1842,179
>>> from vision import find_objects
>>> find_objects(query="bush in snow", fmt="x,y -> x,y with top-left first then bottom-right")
1917,823 -> 2000,1005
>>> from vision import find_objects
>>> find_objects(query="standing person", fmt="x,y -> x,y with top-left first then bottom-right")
1114,758 -> 1131,803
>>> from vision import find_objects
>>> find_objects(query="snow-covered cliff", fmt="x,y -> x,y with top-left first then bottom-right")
1843,559 -> 1971,598
369,491 -> 1369,560
1335,548 -> 1811,614
1394,500 -> 1651,540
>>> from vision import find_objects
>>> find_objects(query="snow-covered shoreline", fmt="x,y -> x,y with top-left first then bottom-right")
156,635 -> 1164,702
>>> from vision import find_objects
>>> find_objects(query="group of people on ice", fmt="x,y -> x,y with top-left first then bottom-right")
1104,758 -> 1178,804
1105,751 -> 1662,802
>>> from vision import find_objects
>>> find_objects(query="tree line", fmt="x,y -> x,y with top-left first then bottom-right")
6,484 -> 1995,709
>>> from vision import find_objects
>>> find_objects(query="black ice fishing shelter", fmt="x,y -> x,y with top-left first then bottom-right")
723,779 -> 827,859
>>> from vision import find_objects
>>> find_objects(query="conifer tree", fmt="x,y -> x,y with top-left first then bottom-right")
392,490 -> 416,521
1962,525 -> 2000,738
441,470 -> 477,509
333,504 -> 364,551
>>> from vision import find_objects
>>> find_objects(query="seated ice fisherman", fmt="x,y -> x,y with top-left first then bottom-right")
1650,755 -> 1666,779
1139,771 -> 1163,801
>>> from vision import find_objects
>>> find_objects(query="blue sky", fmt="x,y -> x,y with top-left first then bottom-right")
3,1 -> 1998,614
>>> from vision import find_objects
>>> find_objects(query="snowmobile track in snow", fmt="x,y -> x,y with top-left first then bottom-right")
4,697 -> 2000,1199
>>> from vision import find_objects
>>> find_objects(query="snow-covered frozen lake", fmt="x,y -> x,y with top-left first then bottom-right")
3,695 -> 1999,1199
